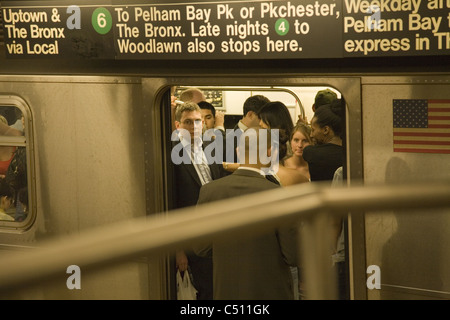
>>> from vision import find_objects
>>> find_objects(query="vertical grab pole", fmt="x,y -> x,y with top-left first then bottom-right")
300,211 -> 338,300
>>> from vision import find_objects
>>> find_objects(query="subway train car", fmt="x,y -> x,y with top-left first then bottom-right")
0,0 -> 449,300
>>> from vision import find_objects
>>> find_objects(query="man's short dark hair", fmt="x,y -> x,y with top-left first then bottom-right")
198,101 -> 216,118
243,95 -> 270,116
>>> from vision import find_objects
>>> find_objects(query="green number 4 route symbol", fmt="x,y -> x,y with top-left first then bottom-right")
92,7 -> 112,34
275,18 -> 289,36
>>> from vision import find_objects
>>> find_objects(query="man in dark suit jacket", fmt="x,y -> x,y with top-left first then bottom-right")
171,102 -> 225,300
196,127 -> 299,300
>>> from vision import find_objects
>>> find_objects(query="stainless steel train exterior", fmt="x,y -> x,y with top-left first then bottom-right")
0,5 -> 450,298
0,71 -> 448,300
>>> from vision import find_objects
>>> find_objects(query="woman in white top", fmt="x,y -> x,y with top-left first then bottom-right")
283,122 -> 313,182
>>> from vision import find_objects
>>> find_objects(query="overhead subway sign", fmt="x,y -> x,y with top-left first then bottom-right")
1,0 -> 449,59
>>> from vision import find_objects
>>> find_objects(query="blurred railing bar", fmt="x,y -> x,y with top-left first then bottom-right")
0,181 -> 449,298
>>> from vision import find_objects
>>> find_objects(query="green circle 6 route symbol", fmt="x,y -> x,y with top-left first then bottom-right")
275,18 -> 289,36
92,8 -> 112,34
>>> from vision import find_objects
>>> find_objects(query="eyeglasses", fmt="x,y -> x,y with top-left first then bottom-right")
181,119 -> 202,126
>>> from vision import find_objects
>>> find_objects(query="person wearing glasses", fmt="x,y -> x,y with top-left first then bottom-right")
171,102 -> 225,300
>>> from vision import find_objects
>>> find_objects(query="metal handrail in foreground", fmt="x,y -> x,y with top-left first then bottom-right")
0,181 -> 449,298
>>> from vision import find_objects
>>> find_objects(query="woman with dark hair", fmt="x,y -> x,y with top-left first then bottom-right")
257,101 -> 309,300
258,101 -> 294,136
257,101 -> 309,186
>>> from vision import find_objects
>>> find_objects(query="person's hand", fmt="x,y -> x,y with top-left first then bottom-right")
176,250 -> 188,272
171,95 -> 178,109
215,111 -> 225,127
297,114 -> 309,125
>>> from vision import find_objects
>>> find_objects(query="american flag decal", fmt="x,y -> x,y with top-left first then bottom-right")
393,99 -> 450,154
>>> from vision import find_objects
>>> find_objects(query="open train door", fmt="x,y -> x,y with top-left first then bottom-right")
142,76 -> 367,300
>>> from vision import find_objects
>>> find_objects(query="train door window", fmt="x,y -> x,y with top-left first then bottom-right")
0,99 -> 31,228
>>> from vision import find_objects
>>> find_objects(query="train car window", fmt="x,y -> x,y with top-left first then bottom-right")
0,101 -> 30,228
